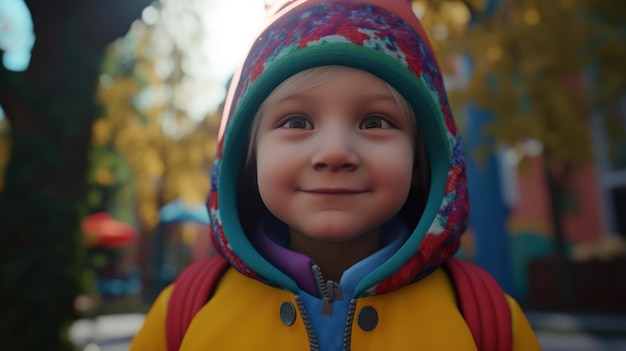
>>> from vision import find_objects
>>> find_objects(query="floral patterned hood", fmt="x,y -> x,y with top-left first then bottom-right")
207,0 -> 468,298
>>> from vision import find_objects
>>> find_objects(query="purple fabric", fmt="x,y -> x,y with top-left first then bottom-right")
249,215 -> 410,297
249,218 -> 319,295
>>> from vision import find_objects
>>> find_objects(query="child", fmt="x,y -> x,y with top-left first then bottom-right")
130,0 -> 541,350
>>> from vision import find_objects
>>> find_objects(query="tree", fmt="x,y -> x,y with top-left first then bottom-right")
0,1 -> 152,349
93,0 -> 222,291
416,0 -> 626,307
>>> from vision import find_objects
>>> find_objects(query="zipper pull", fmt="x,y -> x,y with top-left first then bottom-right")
328,280 -> 343,301
321,281 -> 343,316
322,296 -> 334,315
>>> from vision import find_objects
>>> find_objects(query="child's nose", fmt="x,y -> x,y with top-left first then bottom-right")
311,135 -> 359,172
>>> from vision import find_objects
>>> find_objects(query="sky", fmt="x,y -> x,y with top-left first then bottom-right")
0,0 -> 267,123
0,0 -> 34,72
202,0 -> 266,113
204,0 -> 266,84
141,0 -> 267,128
0,0 -> 35,122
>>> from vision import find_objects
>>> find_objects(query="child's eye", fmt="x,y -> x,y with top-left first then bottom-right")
360,116 -> 392,129
279,115 -> 313,129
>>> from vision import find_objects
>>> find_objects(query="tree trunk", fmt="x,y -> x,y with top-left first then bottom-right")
543,159 -> 576,310
0,1 -> 151,349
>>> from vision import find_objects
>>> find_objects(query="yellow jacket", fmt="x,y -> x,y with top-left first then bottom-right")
130,267 -> 541,350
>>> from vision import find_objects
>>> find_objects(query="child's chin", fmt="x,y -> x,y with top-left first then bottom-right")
306,232 -> 363,243
300,224 -> 377,243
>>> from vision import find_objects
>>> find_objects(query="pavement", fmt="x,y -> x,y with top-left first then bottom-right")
70,313 -> 144,351
527,311 -> 626,351
69,310 -> 626,351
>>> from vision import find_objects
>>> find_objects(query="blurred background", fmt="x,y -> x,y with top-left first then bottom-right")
0,0 -> 624,350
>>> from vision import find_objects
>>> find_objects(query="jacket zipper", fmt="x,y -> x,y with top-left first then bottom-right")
311,265 -> 355,351
295,294 -> 320,351
342,299 -> 357,351
311,265 -> 344,315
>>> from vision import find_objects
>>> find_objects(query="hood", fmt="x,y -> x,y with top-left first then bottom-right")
208,0 -> 468,297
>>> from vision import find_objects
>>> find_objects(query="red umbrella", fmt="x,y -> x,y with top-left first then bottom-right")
82,212 -> 138,248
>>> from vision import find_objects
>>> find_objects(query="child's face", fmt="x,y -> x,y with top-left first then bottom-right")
254,68 -> 415,243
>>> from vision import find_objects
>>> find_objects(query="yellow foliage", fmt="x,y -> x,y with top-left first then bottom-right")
139,201 -> 159,229
0,134 -> 9,191
97,77 -> 140,112
414,0 -> 618,170
523,8 -> 540,27
93,23 -> 220,231
181,224 -> 198,246
94,168 -> 115,186
204,140 -> 217,158
0,116 -> 9,184
142,149 -> 165,177
91,119 -> 111,146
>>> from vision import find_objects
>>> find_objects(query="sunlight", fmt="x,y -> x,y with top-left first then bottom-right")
0,0 -> 35,72
205,0 -> 265,85
136,0 -> 266,138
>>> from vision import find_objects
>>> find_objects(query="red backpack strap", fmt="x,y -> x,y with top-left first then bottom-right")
166,255 -> 230,351
444,257 -> 512,351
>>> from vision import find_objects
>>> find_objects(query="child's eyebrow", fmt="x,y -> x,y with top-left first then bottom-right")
367,93 -> 399,104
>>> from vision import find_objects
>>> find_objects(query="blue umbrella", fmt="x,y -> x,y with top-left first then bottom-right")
159,199 -> 210,224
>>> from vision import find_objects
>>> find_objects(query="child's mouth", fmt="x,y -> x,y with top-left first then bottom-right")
301,188 -> 367,195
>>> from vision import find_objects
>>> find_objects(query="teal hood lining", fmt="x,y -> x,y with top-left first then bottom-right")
218,44 -> 451,296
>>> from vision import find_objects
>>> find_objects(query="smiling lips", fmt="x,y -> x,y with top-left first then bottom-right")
301,188 -> 368,195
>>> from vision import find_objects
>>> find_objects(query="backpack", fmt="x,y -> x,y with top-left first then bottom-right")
165,256 -> 512,351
